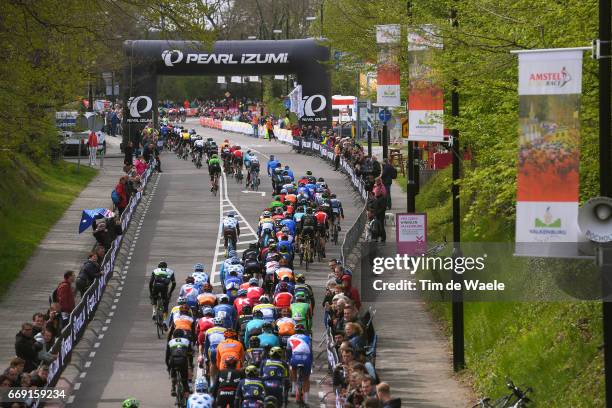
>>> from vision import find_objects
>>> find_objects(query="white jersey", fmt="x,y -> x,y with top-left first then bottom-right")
194,139 -> 205,148
186,392 -> 214,408
192,272 -> 209,285
223,217 -> 238,230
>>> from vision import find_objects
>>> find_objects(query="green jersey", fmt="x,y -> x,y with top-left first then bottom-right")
290,302 -> 312,331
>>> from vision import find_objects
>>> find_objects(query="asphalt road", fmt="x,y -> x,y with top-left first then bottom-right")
69,119 -> 363,407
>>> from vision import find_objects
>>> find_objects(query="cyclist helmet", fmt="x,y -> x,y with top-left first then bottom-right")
194,377 -> 208,393
253,310 -> 264,319
305,170 -> 312,176
264,396 -> 279,408
158,261 -> 168,269
262,322 -> 273,332
189,129 -> 196,135
227,211 -> 236,217
122,398 -> 140,408
193,263 -> 204,272
224,355 -> 239,369
224,329 -> 238,339
294,323 -> 307,333
247,150 -> 252,154
202,282 -> 213,292
249,335 -> 261,348
201,306 -> 214,316
281,227 -> 290,234
330,193 -> 337,198
213,317 -> 224,326
263,210 -> 272,218
269,242 -> 277,250
237,289 -> 247,297
269,346 -> 283,360
219,294 -> 230,304
294,273 -> 305,283
212,154 -> 218,159
249,278 -> 259,286
259,294 -> 270,304
278,282 -> 289,292
242,305 -> 253,315
245,365 -> 259,378
177,297 -> 187,305
186,276 -> 195,284
295,293 -> 307,302
306,207 -> 313,214
318,177 -> 325,182
270,155 -> 275,160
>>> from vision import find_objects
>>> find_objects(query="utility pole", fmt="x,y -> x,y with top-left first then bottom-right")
599,0 -> 612,406
356,70 -> 361,141
406,1 -> 417,213
450,5 -> 465,372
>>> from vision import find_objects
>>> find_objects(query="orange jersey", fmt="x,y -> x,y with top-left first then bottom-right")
285,194 -> 297,204
275,267 -> 294,282
275,317 -> 296,336
173,314 -> 194,332
216,339 -> 245,369
198,293 -> 217,306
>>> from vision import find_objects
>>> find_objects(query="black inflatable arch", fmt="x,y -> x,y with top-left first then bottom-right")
122,39 -> 331,144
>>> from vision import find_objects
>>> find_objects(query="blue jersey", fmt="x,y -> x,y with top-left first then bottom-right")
213,304 -> 236,329
244,319 -> 266,345
267,160 -> 279,176
277,239 -> 293,254
186,392 -> 214,408
284,168 -> 294,179
258,332 -> 280,348
280,219 -> 296,235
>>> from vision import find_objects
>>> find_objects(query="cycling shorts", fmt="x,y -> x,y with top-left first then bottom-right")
289,352 -> 312,375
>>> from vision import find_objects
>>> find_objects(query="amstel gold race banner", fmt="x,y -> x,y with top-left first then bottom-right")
515,50 -> 583,256
408,25 -> 445,142
376,24 -> 401,107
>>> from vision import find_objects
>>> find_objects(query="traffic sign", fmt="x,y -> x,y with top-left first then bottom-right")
379,108 -> 392,123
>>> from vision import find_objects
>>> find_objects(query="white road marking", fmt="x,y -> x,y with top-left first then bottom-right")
84,361 -> 92,368
74,383 -> 81,390
89,351 -> 96,358
94,342 -> 100,348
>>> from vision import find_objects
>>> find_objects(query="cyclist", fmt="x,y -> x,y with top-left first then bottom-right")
266,155 -> 279,177
186,377 -> 214,408
179,276 -> 200,314
238,304 -> 254,340
330,192 -> 345,229
294,273 -> 315,313
273,282 -> 293,310
244,310 -> 266,346
234,289 -> 253,316
245,335 -> 266,368
298,207 -> 316,252
166,329 -> 192,397
247,155 -> 260,188
149,261 -> 176,320
167,299 -> 195,340
216,329 -> 245,371
211,356 -> 243,408
274,309 -> 296,349
208,154 -> 222,192
260,346 -> 289,407
283,165 -> 294,181
213,294 -> 237,329
223,211 -> 240,251
246,279 -> 265,305
314,206 -> 329,258
192,263 -> 210,291
286,323 -> 312,404
197,283 -> 217,309
253,295 -> 277,323
204,317 -> 226,380
235,365 -> 266,408
224,269 -> 242,303
194,137 -> 205,165
121,398 -> 140,408
258,322 -> 280,349
196,307 -> 215,355
290,293 -> 312,333
232,145 -> 244,176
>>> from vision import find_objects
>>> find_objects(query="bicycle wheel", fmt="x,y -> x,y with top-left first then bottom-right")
295,365 -> 304,406
155,298 -> 163,339
175,371 -> 184,406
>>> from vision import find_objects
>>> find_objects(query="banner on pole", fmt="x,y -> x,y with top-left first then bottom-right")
230,76 -> 242,83
408,25 -> 445,142
217,76 -> 226,84
515,50 -> 583,256
376,25 -> 401,107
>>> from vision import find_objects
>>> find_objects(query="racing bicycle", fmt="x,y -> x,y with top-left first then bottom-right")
211,173 -> 220,196
235,165 -> 243,184
249,170 -> 260,191
173,370 -> 186,407
153,294 -> 165,339
300,235 -> 313,271
295,363 -> 306,408
471,379 -> 532,408
331,217 -> 340,245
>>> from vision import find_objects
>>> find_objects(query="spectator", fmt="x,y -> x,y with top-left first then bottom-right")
364,396 -> 381,408
93,221 -> 110,250
134,156 -> 148,176
29,365 -> 49,388
56,271 -> 76,327
95,245 -> 106,263
341,275 -> 362,310
6,358 -> 25,379
361,375 -> 377,398
31,313 -> 45,336
123,141 -> 134,166
114,176 -> 129,215
4,366 -> 19,387
35,328 -> 56,365
14,323 -> 40,372
87,129 -> 98,166
0,375 -> 12,389
371,156 -> 381,178
376,382 -> 401,408
381,159 -> 397,210
44,303 -> 62,335
373,178 -> 387,198
76,252 -> 101,297
345,322 -> 366,354
20,372 -> 31,388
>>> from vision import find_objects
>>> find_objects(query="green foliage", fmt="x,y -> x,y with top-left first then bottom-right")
0,155 -> 97,298
323,0 -> 601,239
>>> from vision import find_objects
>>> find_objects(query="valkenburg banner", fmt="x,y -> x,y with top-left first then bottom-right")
515,50 -> 583,257
376,24 -> 401,107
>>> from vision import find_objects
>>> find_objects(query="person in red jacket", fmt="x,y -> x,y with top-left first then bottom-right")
115,176 -> 129,214
341,275 -> 361,310
57,271 -> 76,327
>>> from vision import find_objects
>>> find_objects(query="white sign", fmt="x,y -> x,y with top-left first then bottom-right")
518,50 -> 583,95
376,24 -> 401,44
408,109 -> 445,142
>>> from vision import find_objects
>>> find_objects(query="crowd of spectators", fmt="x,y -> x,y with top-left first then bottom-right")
323,260 -> 401,408
1,139 -> 155,406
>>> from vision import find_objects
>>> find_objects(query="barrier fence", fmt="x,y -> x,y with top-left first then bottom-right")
33,164 -> 155,407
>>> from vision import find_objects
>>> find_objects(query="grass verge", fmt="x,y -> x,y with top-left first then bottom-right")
414,168 -> 604,407
0,155 -> 97,299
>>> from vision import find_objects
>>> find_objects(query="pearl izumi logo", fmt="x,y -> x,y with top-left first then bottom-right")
126,96 -> 153,122
302,95 -> 326,120
161,50 -> 288,66
162,50 -> 184,67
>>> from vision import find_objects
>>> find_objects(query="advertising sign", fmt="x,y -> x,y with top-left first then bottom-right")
408,25 -> 445,142
515,50 -> 583,255
376,25 -> 401,107
396,213 -> 427,256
